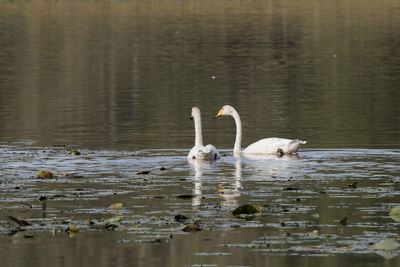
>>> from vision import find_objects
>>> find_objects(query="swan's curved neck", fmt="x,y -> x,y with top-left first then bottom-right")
193,114 -> 203,147
231,108 -> 242,156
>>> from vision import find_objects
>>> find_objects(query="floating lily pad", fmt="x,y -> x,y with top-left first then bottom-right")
37,170 -> 55,178
389,206 -> 400,222
370,239 -> 400,251
107,203 -> 123,210
232,204 -> 262,217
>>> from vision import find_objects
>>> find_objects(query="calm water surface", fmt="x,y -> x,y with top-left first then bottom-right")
0,145 -> 399,266
0,0 -> 399,266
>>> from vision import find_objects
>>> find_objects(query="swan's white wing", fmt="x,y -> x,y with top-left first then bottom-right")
243,138 -> 306,155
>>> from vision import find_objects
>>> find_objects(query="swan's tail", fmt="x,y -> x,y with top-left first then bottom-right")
288,139 -> 307,153
290,139 -> 307,145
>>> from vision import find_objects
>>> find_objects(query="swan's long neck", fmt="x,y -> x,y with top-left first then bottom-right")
231,108 -> 242,156
193,113 -> 203,147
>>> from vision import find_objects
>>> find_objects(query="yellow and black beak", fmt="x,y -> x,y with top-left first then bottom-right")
214,109 -> 223,119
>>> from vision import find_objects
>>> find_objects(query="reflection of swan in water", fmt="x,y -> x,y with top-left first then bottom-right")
243,154 -> 301,178
218,158 -> 242,208
188,159 -> 210,208
215,105 -> 306,157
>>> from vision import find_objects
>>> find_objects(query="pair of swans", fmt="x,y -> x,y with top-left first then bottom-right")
188,105 -> 306,160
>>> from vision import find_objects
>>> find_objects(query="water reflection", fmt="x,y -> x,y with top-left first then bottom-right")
218,158 -> 242,208
243,153 -> 301,179
188,157 -> 243,209
188,158 -> 205,208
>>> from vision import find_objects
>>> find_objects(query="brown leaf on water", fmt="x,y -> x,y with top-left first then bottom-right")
37,170 -> 55,178
8,216 -> 31,226
232,204 -> 262,217
107,203 -> 123,210
69,151 -> 81,156
183,221 -> 201,232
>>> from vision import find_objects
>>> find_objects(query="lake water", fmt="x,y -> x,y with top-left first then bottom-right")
0,0 -> 399,266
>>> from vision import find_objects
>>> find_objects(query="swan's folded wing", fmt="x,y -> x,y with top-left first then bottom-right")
244,138 -> 298,155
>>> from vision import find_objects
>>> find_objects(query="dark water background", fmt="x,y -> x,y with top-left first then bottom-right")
0,0 -> 399,150
0,0 -> 399,266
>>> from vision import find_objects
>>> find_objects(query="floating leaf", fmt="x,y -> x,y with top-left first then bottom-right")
370,239 -> 400,251
339,216 -> 348,226
177,194 -> 194,200
8,216 -> 31,226
62,173 -> 84,178
106,216 -> 122,222
68,231 -> 78,238
137,171 -> 150,175
183,221 -> 201,232
37,170 -> 55,178
68,224 -> 79,232
389,206 -> 400,222
70,151 -> 81,156
107,203 -> 123,210
104,223 -> 120,230
232,204 -> 262,217
348,181 -> 358,189
175,214 -> 189,222
285,187 -> 298,191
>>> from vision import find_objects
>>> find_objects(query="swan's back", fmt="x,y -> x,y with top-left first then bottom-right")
243,138 -> 306,155
188,144 -> 220,160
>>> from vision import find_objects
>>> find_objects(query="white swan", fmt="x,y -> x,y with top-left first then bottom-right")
215,105 -> 306,157
188,107 -> 220,161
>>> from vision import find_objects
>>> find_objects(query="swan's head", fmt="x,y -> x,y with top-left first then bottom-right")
215,105 -> 235,118
190,106 -> 201,120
